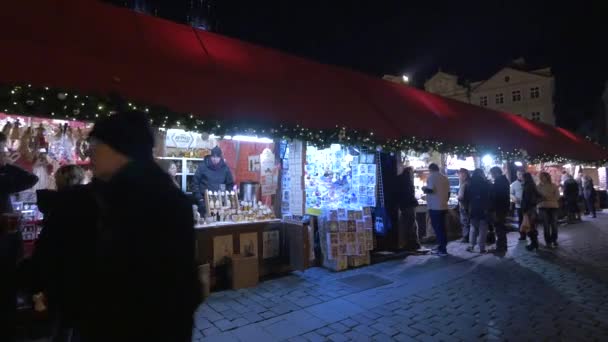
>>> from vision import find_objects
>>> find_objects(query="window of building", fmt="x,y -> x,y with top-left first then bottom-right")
531,112 -> 541,121
495,93 -> 504,105
512,90 -> 521,102
479,96 -> 488,106
530,87 -> 540,99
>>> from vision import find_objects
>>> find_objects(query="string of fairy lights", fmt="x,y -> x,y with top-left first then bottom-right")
2,83 -> 607,166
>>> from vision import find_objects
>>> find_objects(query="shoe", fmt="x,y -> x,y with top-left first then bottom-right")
431,250 -> 448,256
466,246 -> 475,253
553,241 -> 559,247
479,249 -> 488,254
461,238 -> 469,243
526,231 -> 539,251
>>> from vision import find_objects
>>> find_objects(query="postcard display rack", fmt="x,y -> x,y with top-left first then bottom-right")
304,144 -> 377,271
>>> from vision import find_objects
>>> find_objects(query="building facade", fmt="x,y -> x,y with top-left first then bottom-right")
420,61 -> 556,125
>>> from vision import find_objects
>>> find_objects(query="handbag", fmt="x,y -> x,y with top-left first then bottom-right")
520,213 -> 531,233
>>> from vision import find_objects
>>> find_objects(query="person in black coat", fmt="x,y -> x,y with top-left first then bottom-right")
192,146 -> 234,215
583,176 -> 597,218
489,167 -> 511,252
466,169 -> 491,253
31,165 -> 97,341
563,175 -> 580,222
395,164 -> 420,250
1,132 -> 38,342
84,111 -> 201,341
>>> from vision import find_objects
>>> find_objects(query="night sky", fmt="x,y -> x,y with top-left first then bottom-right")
107,1 -> 607,132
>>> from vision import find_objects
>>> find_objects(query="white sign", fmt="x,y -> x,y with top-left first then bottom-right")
260,148 -> 278,196
164,129 -> 217,149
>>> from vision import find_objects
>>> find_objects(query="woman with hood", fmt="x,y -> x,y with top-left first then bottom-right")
192,146 -> 235,215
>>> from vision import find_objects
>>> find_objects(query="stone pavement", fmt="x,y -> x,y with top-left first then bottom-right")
194,213 -> 608,342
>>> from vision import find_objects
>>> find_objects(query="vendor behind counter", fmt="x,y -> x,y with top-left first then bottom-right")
192,146 -> 234,214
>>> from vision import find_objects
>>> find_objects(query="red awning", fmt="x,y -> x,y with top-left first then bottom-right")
0,0 -> 605,161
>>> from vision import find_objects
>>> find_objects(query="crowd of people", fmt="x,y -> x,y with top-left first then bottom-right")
393,161 -> 600,257
455,166 -> 598,254
0,111 -> 202,342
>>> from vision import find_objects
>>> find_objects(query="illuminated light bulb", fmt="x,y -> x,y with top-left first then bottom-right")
482,154 -> 493,165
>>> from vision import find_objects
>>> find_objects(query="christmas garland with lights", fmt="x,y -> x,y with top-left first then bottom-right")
2,83 -> 607,166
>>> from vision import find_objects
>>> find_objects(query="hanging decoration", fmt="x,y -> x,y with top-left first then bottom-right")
1,83 -> 607,166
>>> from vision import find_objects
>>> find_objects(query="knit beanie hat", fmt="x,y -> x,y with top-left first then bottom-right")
211,146 -> 223,157
88,110 -> 155,161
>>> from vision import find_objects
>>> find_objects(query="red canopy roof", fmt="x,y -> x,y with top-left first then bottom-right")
0,0 -> 605,161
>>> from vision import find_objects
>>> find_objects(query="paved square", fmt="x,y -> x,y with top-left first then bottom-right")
193,213 -> 608,341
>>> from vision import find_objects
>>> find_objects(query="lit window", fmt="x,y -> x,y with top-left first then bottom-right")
531,112 -> 541,121
512,90 -> 521,102
495,93 -> 504,105
479,96 -> 488,106
530,87 -> 540,99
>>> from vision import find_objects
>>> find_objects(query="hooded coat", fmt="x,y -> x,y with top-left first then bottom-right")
192,155 -> 235,202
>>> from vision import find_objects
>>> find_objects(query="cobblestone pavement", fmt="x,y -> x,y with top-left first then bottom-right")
194,212 -> 608,342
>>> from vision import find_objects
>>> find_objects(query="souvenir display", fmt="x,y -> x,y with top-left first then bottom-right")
198,189 -> 275,225
319,206 -> 373,271
304,144 -> 376,211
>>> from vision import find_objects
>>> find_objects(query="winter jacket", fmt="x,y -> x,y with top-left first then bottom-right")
458,179 -> 470,207
468,176 -> 491,220
83,161 -> 201,342
563,178 -> 579,200
31,186 -> 98,327
396,172 -> 419,210
521,182 -> 540,214
192,156 -> 235,202
537,182 -> 560,209
491,175 -> 511,215
425,171 -> 450,210
510,180 -> 523,209
583,179 -> 597,200
0,164 -> 39,214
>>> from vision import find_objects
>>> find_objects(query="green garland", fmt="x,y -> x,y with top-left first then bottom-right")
1,83 -> 607,166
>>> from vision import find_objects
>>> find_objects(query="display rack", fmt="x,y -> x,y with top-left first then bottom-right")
158,157 -> 205,193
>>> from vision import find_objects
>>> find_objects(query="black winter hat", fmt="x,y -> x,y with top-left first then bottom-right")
211,146 -> 223,157
88,110 -> 155,161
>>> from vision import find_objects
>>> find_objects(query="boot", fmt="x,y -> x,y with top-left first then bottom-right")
519,232 -> 527,241
526,231 -> 539,251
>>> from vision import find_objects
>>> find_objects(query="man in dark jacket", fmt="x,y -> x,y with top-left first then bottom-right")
0,132 -> 38,342
395,163 -> 420,250
85,111 -> 201,341
467,169 -> 491,253
192,146 -> 234,215
563,175 -> 580,222
490,166 -> 511,252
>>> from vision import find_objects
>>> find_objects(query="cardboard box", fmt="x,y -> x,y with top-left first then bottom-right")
230,255 -> 259,289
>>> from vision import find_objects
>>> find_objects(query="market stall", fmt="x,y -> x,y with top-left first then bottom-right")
2,0 -> 608,287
